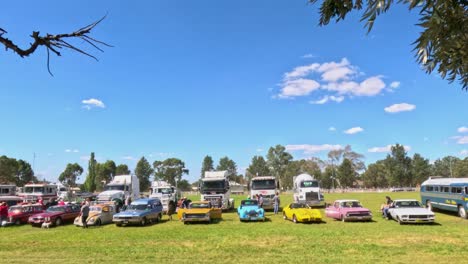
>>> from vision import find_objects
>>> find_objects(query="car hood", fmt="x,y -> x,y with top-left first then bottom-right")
114,210 -> 148,217
184,208 -> 211,214
391,208 -> 433,215
293,208 -> 321,217
31,211 -> 63,218
340,207 -> 371,213
238,206 -> 264,213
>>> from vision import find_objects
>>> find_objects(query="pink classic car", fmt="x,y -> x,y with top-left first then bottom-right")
325,200 -> 372,222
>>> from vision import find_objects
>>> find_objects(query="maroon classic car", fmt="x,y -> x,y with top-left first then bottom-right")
325,200 -> 373,222
28,204 -> 81,227
8,203 -> 45,225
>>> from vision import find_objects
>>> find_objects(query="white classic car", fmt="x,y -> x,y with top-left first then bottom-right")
388,199 -> 435,225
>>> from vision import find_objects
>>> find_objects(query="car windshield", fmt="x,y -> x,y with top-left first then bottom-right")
300,180 -> 319,188
395,201 -> 421,208
290,203 -> 307,209
157,188 -> 172,194
241,200 -> 258,206
127,204 -> 148,210
202,181 -> 225,190
89,206 -> 102,212
251,180 -> 276,190
341,201 -> 362,208
9,206 -> 22,212
104,184 -> 127,191
46,206 -> 66,213
190,203 -> 210,209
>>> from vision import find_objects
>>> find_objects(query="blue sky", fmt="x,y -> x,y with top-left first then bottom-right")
1,1 -> 466,183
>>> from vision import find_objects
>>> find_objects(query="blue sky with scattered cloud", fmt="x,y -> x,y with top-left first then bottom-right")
0,1 -> 466,183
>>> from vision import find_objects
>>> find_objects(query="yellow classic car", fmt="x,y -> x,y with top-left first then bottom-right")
74,203 -> 116,227
177,201 -> 222,224
283,203 -> 322,223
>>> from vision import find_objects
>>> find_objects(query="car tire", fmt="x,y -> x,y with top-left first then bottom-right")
458,205 -> 468,219
95,219 -> 101,226
55,218 -> 62,226
183,221 -> 188,225
140,217 -> 146,226
397,216 -> 404,225
116,223 -> 122,227
15,219 -> 21,225
156,213 -> 162,223
426,200 -> 433,212
292,215 -> 297,224
283,213 -> 287,220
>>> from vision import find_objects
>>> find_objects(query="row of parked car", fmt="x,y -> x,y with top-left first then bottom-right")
4,197 -> 435,228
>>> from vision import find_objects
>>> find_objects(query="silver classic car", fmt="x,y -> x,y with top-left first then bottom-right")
387,199 -> 435,225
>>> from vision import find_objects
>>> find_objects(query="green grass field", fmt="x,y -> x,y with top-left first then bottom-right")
1,192 -> 467,264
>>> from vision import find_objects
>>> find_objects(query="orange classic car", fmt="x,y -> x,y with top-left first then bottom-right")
177,201 -> 222,224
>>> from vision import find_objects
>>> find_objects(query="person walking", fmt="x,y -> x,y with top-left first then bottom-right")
273,192 -> 280,215
80,199 -> 90,228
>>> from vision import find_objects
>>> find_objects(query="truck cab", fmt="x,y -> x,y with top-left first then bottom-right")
200,171 -> 235,210
293,174 -> 324,207
97,175 -> 140,207
149,181 -> 180,214
249,176 -> 279,210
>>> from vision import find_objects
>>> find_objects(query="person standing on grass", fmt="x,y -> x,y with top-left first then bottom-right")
258,194 -> 264,209
273,192 -> 280,214
80,198 -> 90,228
0,202 -> 8,223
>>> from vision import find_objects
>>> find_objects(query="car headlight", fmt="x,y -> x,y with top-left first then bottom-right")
206,213 -> 210,217
182,213 -> 186,219
45,217 -> 50,222
88,217 -> 96,223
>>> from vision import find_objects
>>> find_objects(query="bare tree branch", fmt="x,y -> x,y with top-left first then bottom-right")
0,15 -> 111,75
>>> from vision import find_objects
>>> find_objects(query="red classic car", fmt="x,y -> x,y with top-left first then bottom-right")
28,204 -> 81,227
325,200 -> 373,222
8,203 -> 45,225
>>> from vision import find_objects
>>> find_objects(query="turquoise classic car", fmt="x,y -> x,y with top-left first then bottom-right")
237,199 -> 265,222
113,198 -> 163,226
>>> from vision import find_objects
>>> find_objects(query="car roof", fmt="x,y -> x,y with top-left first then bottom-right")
335,200 -> 359,203
193,201 -> 210,204
132,198 -> 160,204
394,199 -> 419,202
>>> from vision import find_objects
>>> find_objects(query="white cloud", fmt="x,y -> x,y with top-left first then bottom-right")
384,103 -> 416,113
278,78 -> 320,98
65,149 -> 79,153
453,136 -> 468,144
368,145 -> 412,153
256,148 -> 264,152
344,127 -> 364,135
301,53 -> 316,59
122,156 -> 137,161
286,144 -> 343,154
457,126 -> 468,133
390,81 -> 400,88
329,127 -> 336,132
284,64 -> 320,80
276,58 -> 392,101
82,98 -> 105,109
460,150 -> 468,156
310,95 -> 344,105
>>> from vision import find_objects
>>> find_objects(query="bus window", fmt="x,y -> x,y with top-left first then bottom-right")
465,187 -> 468,194
451,187 -> 462,194
442,187 -> 450,193
426,186 -> 433,192
434,186 -> 439,192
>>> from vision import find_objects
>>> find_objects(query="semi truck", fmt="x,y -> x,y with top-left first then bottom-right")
200,170 -> 235,210
97,175 -> 140,208
19,182 -> 58,205
149,180 -> 180,214
249,176 -> 279,210
293,173 -> 324,207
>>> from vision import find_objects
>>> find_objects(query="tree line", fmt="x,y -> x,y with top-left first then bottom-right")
1,145 -> 467,192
